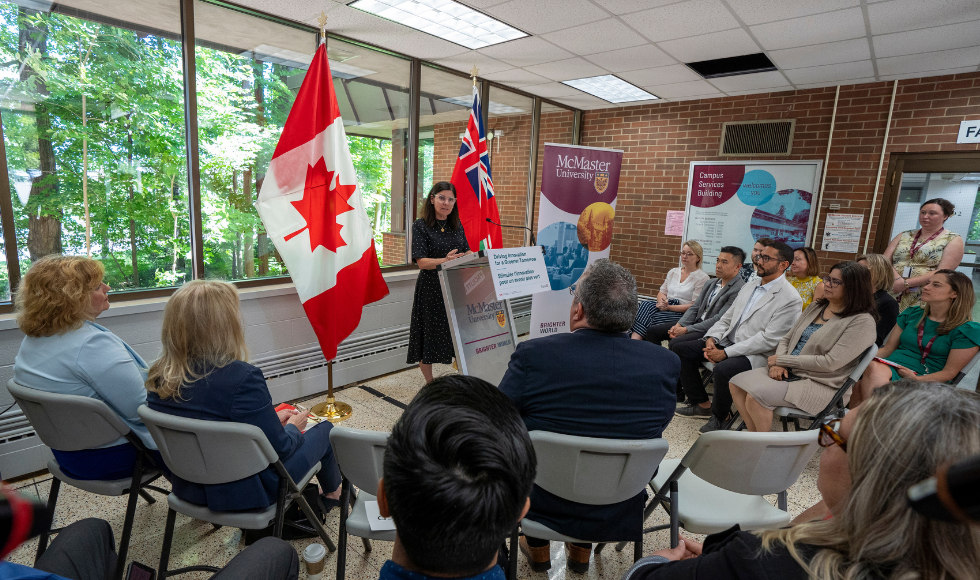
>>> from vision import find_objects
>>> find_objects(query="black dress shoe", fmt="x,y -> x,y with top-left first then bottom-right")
675,404 -> 712,419
699,416 -> 723,433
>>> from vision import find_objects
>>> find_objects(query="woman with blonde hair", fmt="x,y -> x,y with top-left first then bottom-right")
785,246 -> 823,310
852,269 -> 979,406
856,254 -> 899,346
146,280 -> 341,511
621,381 -> 980,580
631,240 -> 709,340
13,255 -> 161,481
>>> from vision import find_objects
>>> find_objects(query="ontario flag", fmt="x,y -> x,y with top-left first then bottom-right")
255,43 -> 388,361
450,86 -> 502,251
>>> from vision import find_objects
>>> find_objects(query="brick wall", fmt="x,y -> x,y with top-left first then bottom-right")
381,232 -> 405,266
580,72 -> 980,295
532,110 -> 576,233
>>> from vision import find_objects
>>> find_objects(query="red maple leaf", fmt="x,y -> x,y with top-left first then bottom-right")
284,157 -> 356,253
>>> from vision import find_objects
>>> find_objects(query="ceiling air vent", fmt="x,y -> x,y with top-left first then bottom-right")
720,120 -> 795,156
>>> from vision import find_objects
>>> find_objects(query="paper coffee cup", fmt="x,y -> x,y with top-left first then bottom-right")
304,543 -> 326,580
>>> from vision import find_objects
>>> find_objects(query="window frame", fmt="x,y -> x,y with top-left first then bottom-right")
0,0 -> 578,314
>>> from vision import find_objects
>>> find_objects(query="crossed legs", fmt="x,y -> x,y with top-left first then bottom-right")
730,381 -> 774,432
850,360 -> 893,407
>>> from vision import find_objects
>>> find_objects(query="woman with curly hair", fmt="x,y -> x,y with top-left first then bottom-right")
13,255 -> 159,481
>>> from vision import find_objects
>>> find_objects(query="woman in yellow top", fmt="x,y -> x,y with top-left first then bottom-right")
884,198 -> 964,312
785,246 -> 823,310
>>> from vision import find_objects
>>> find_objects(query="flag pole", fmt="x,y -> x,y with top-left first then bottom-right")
312,360 -> 353,422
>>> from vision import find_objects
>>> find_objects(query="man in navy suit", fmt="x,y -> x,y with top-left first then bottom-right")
499,258 -> 678,574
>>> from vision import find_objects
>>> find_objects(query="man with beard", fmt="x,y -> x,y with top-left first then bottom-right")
673,240 -> 802,433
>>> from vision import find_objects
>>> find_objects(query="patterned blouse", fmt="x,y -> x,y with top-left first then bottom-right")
787,275 -> 821,311
890,228 -> 961,312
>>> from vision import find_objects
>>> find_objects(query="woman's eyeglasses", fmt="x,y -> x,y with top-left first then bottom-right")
821,276 -> 843,288
680,252 -> 695,257
818,417 -> 847,452
435,195 -> 456,204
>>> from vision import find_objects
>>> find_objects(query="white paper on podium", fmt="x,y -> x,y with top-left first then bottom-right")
487,247 -> 551,300
364,501 -> 397,531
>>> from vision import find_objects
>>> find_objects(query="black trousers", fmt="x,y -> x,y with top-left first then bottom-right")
657,330 -> 706,402
671,340 -> 752,420
213,537 -> 299,580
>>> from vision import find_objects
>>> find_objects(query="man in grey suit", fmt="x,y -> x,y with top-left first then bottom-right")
644,246 -> 746,381
674,240 -> 802,433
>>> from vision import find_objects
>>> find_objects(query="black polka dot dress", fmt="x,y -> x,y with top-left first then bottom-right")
407,218 -> 470,365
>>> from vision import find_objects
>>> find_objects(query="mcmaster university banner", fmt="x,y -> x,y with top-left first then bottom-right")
529,143 -> 623,339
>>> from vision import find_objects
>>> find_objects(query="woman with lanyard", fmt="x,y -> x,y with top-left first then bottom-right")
407,182 -> 472,384
883,198 -> 964,312
852,269 -> 980,406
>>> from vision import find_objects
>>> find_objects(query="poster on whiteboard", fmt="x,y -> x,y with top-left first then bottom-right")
683,160 -> 823,269
529,144 -> 623,339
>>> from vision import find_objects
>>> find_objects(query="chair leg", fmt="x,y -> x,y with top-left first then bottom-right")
273,477 -> 288,539
507,526 -> 519,580
138,489 -> 156,504
361,538 -> 372,552
114,454 -> 146,580
633,539 -> 642,563
158,508 -> 177,580
777,491 -> 788,511
337,479 -> 350,580
669,481 -> 679,549
293,494 -> 337,553
780,416 -> 788,432
35,477 -> 61,564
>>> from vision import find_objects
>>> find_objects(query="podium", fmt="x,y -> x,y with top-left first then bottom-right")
437,251 -> 519,385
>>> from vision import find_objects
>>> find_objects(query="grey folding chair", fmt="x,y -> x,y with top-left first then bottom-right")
951,349 -> 980,389
138,405 -> 336,579
521,431 -> 669,575
6,380 -> 167,580
329,427 -> 392,580
617,429 -> 818,553
773,344 -> 877,430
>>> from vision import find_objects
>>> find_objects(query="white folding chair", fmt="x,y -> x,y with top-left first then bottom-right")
521,431 -> 669,573
950,350 -> 980,389
617,429 -> 819,553
329,427 -> 393,580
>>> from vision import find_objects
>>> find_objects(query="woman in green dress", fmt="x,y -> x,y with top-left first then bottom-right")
853,269 -> 980,405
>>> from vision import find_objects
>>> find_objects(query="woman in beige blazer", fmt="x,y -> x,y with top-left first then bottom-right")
730,261 -> 878,432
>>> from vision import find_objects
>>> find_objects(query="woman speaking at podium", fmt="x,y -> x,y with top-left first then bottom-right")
408,182 -> 472,383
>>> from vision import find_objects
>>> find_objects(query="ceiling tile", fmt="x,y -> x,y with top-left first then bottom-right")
868,0 -> 980,35
482,68 -> 552,87
768,38 -> 871,69
458,0 -> 512,8
554,93 -> 618,109
783,60 -> 875,84
876,46 -> 980,77
520,82 -> 584,98
708,71 -> 790,92
724,86 -> 794,96
629,0 -> 741,42
725,0 -> 860,26
525,57 -> 609,82
879,66 -> 979,81
795,77 -> 875,89
482,0 -> 609,35
750,7 -> 868,51
590,0 -> 679,16
583,44 -> 677,73
658,28 -> 761,63
665,92 -> 726,102
541,18 -> 648,54
433,52 -> 514,76
616,98 -> 665,107
644,80 -> 720,98
478,36 -> 573,67
620,64 -> 703,86
873,20 -> 980,58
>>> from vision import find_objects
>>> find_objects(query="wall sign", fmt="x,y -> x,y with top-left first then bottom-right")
957,120 -> 980,143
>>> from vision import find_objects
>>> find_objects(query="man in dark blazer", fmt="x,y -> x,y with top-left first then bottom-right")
499,259 -> 678,574
644,246 -> 747,357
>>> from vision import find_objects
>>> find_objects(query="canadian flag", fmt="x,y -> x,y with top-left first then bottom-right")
255,43 -> 389,361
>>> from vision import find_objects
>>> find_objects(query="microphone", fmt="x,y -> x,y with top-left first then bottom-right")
486,218 -> 536,245
908,453 -> 980,524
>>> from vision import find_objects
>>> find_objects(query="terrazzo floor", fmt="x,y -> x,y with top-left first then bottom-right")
3,362 -> 824,580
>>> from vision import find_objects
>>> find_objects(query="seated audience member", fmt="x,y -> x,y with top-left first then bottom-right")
146,280 -> 342,511
12,255 -> 161,481
856,254 -> 899,346
853,269 -> 979,406
673,240 -> 802,434
621,382 -> 980,580
631,241 -> 710,340
729,262 -> 877,432
739,238 -> 769,283
643,246 -> 745,354
499,259 -> 678,573
376,375 -> 535,580
785,247 -> 824,310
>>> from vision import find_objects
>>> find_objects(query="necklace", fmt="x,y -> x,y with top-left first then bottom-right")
819,307 -> 834,322
436,219 -> 446,233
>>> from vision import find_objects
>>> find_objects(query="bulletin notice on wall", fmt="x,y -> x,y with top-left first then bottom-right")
821,213 -> 864,253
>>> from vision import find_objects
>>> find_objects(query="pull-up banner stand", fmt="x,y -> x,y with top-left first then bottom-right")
529,143 -> 623,339
438,251 -> 519,385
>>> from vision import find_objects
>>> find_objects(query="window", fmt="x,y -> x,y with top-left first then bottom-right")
532,103 -> 575,230
0,0 -> 190,292
486,85 -> 532,247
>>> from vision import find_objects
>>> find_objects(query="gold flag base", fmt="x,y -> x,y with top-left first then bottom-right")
311,397 -> 352,423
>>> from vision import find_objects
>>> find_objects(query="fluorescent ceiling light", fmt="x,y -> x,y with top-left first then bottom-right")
349,0 -> 527,49
441,96 -> 524,114
562,75 -> 658,104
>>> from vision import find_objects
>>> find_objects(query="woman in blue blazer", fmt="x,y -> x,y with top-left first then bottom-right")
145,280 -> 341,512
